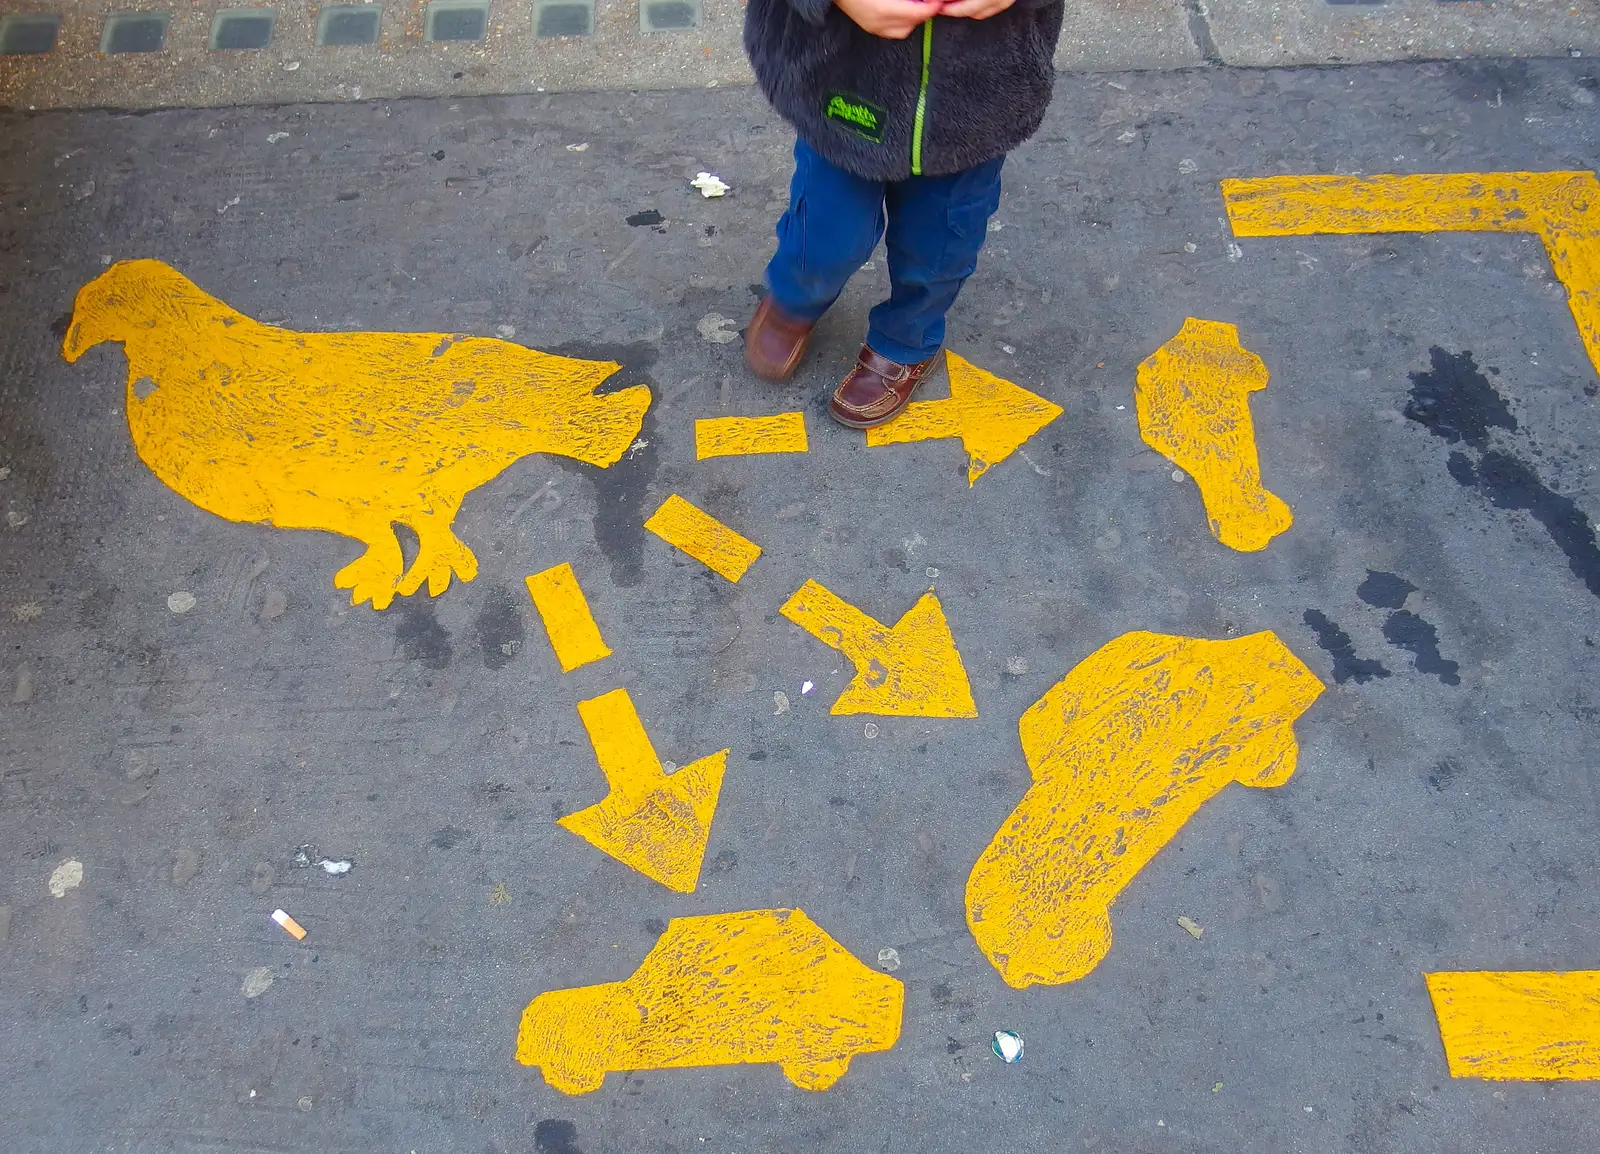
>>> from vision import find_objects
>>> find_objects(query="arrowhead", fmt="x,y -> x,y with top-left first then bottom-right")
945,353 -> 1064,486
559,689 -> 728,893
866,352 -> 1062,486
780,581 -> 977,718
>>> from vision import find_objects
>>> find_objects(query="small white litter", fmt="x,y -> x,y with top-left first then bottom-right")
993,1031 -> 1024,1063
267,132 -> 290,144
691,172 -> 730,198
801,680 -> 814,695
318,859 -> 353,876
566,142 -> 589,152
167,591 -> 197,614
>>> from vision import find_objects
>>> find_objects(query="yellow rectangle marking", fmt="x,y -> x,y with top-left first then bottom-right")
1426,970 -> 1600,1080
695,412 -> 809,460
525,562 -> 612,672
643,494 -> 761,583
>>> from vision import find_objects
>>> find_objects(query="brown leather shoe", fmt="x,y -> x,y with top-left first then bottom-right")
744,296 -> 815,382
829,346 -> 937,430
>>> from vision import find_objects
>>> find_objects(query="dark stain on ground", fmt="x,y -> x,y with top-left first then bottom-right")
429,826 -> 470,849
395,601 -> 452,668
550,341 -> 660,588
472,585 -> 525,671
1405,348 -> 1516,448
748,750 -> 767,761
643,916 -> 667,936
626,209 -> 663,227
1428,759 -> 1462,791
1382,610 -> 1460,686
1357,570 -> 1416,610
1448,449 -> 1600,599
49,311 -> 71,340
1303,610 -> 1391,684
534,1119 -> 582,1154
707,849 -> 738,873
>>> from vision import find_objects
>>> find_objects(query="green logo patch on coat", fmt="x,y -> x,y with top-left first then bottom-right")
825,93 -> 887,144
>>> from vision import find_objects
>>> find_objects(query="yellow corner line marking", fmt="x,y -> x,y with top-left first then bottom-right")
966,630 -> 1323,988
524,562 -> 612,673
1136,318 -> 1293,552
643,493 -> 762,582
1221,171 -> 1600,378
866,351 -> 1063,486
695,412 -> 809,460
1426,970 -> 1600,1080
559,688 -> 728,894
517,908 -> 904,1094
779,579 -> 977,717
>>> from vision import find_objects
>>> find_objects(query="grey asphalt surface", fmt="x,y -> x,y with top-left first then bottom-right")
2,58 -> 1600,1154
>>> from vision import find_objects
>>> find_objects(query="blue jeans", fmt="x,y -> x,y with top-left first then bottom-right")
765,138 -> 1005,365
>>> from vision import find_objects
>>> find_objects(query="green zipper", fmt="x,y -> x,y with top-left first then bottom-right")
911,19 -> 933,177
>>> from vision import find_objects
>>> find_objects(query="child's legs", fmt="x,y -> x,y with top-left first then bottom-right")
765,138 -> 887,323
867,156 -> 1006,364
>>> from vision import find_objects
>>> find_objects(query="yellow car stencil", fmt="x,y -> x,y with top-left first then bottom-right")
967,630 -> 1323,988
1137,318 -> 1293,552
516,908 -> 903,1093
62,259 -> 651,610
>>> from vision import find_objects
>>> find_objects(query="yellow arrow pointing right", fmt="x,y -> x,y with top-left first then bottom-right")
865,351 -> 1062,486
779,580 -> 977,718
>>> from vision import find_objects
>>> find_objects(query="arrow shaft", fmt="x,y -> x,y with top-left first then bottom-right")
576,688 -> 661,802
864,397 -> 963,448
779,579 -> 888,667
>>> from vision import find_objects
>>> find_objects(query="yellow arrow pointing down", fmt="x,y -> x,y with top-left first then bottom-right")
559,688 -> 729,893
865,351 -> 1063,486
779,580 -> 977,717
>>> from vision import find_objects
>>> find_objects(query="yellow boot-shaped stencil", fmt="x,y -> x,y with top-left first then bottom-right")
1136,318 -> 1293,553
967,631 -> 1324,988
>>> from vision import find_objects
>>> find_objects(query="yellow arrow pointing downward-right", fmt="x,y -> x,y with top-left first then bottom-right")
780,580 -> 977,718
865,351 -> 1063,486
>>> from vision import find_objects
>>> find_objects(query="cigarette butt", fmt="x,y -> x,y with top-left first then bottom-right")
272,908 -> 307,940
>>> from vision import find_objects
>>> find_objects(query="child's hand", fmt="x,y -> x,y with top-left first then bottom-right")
834,0 -> 943,39
939,0 -> 1016,16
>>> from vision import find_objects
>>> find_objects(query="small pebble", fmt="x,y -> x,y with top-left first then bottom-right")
877,947 -> 901,972
1172,468 -> 1186,483
773,691 -> 790,715
167,591 -> 197,614
48,859 -> 83,897
241,967 -> 275,999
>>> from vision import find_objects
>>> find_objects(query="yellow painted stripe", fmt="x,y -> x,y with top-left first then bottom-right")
524,562 -> 612,672
643,494 -> 762,582
1426,970 -> 1600,1080
694,412 -> 809,460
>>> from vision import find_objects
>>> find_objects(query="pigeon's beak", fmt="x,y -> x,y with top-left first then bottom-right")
61,316 -> 89,363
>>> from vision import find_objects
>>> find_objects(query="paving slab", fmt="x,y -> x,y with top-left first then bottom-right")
2,57 -> 1600,1154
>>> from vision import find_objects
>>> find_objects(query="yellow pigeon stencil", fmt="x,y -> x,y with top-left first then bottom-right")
62,259 -> 651,610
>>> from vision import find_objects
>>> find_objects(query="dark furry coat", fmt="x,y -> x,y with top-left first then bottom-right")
744,0 -> 1064,181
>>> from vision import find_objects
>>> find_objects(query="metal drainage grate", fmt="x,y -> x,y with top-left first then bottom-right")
103,11 -> 170,54
426,0 -> 488,41
0,13 -> 62,56
211,8 -> 276,50
317,4 -> 381,46
641,0 -> 700,32
535,0 -> 593,37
